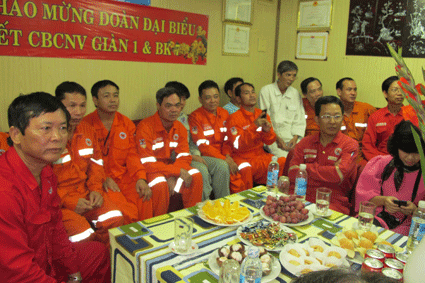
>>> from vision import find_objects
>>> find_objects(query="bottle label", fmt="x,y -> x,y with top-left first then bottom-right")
295,178 -> 307,196
409,221 -> 425,242
240,275 -> 261,283
266,169 -> 279,187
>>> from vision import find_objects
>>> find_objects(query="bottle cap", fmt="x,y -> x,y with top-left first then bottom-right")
272,156 -> 278,162
300,164 -> 307,170
419,201 -> 425,209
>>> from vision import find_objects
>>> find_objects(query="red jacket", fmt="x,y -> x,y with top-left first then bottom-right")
0,132 -> 10,155
0,147 -> 78,282
53,121 -> 105,211
82,110 -> 146,183
303,98 -> 319,136
341,101 -> 376,148
189,106 -> 231,159
135,112 -> 192,177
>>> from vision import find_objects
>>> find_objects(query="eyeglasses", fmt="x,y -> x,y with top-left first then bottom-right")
320,114 -> 343,121
389,88 -> 402,93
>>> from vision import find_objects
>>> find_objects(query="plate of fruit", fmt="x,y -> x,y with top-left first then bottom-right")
260,195 -> 314,227
198,199 -> 252,226
208,243 -> 281,283
237,219 -> 297,251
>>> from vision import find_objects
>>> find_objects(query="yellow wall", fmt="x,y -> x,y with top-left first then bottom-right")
0,0 -> 278,130
277,0 -> 425,109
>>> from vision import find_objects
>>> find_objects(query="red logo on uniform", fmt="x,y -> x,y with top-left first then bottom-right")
173,134 -> 179,140
335,148 -> 342,156
191,126 -> 198,134
139,139 -> 146,148
85,138 -> 92,146
231,127 -> 237,135
119,132 -> 127,139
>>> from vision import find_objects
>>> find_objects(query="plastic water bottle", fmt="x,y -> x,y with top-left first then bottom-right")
295,164 -> 308,201
266,156 -> 279,194
406,200 -> 425,253
239,246 -> 262,283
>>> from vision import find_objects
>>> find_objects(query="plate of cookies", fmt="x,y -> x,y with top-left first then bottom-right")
208,243 -> 281,283
279,238 -> 350,276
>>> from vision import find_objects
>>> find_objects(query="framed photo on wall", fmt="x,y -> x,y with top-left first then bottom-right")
296,31 -> 328,60
223,23 -> 250,56
223,0 -> 253,24
298,0 -> 332,30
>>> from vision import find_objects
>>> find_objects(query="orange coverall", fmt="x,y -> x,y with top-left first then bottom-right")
303,98 -> 319,137
53,121 -> 124,244
226,108 -> 286,189
83,110 -> 167,220
136,112 -> 203,208
189,106 -> 246,193
0,132 -> 9,156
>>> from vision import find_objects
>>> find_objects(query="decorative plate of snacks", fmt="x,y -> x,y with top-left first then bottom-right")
198,199 -> 252,227
208,243 -> 281,283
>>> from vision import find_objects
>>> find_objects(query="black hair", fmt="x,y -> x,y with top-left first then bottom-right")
55,81 -> 87,101
91,80 -> 119,98
198,80 -> 219,97
8,92 -> 70,145
224,77 -> 244,97
165,81 -> 190,99
234,82 -> 255,97
336,77 -> 355,90
156,87 -> 179,105
388,120 -> 425,155
301,77 -> 322,95
315,96 -> 344,116
277,60 -> 298,74
382,76 -> 399,92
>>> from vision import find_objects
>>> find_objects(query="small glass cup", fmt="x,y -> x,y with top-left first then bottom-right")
174,217 -> 193,253
219,259 -> 240,283
278,176 -> 290,195
315,187 -> 332,216
358,201 -> 376,231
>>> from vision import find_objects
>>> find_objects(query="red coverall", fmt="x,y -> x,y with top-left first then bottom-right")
362,106 -> 419,161
53,121 -> 124,244
136,112 -> 203,208
0,147 -> 110,283
0,132 -> 10,155
189,106 -> 246,193
303,98 -> 320,137
226,107 -> 286,189
83,110 -> 168,220
288,132 -> 359,215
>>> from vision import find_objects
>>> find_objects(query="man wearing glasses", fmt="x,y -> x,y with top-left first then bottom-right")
288,96 -> 359,215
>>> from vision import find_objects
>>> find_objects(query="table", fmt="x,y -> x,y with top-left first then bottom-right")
109,186 -> 408,283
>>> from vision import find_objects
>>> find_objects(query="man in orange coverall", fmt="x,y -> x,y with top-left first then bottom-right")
336,77 -> 376,165
136,87 -> 203,209
54,81 -> 125,244
301,77 -> 323,137
0,92 -> 110,283
0,132 -> 9,155
227,83 -> 286,189
83,80 -> 167,220
189,80 -> 246,193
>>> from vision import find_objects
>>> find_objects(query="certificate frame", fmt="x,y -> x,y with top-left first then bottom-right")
298,0 -> 332,30
296,31 -> 328,60
223,0 -> 253,25
223,23 -> 250,56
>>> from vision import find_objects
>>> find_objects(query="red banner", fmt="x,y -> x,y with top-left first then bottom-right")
0,0 -> 208,64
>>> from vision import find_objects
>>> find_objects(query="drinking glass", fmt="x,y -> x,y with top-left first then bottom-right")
278,176 -> 290,195
174,217 -> 193,253
316,187 -> 332,216
219,259 -> 240,283
358,201 -> 376,231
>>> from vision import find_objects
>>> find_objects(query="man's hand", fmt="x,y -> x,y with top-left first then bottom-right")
67,272 -> 82,283
136,179 -> 152,201
192,155 -> 207,165
225,154 -> 239,175
75,198 -> 93,215
286,136 -> 298,151
254,116 -> 272,132
384,196 -> 401,214
167,176 -> 177,196
180,168 -> 193,188
103,177 -> 120,192
89,191 -> 103,208
276,136 -> 286,150
400,201 -> 417,216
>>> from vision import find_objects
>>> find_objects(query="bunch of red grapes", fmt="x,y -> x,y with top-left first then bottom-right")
262,195 -> 309,224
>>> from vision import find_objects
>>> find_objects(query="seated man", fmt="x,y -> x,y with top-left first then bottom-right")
362,76 -> 419,161
54,82 -> 125,244
0,92 -> 110,282
227,82 -> 286,189
189,80 -> 246,194
166,81 -> 231,200
136,87 -> 203,208
289,96 -> 359,215
223,77 -> 244,114
0,132 -> 9,155
83,80 -> 166,220
301,77 -> 323,136
259,60 -> 306,157
336,77 -> 376,165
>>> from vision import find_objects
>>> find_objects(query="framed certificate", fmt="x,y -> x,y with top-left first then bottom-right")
298,0 -> 332,30
223,23 -> 250,56
296,31 -> 328,60
223,0 -> 253,24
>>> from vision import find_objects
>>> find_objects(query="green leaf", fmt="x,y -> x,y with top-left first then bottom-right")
411,126 -> 425,189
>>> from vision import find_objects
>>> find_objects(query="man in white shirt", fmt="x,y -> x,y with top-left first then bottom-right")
258,60 -> 306,157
